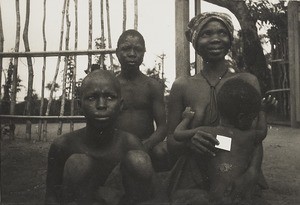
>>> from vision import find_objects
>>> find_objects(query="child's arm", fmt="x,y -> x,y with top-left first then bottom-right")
174,107 -> 200,141
255,95 -> 277,143
45,142 -> 68,204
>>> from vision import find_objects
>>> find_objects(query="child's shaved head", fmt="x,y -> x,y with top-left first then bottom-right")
80,69 -> 121,98
117,29 -> 146,51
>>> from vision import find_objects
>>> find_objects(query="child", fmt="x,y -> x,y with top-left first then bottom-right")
45,69 -> 154,204
115,30 -> 168,171
174,78 -> 275,204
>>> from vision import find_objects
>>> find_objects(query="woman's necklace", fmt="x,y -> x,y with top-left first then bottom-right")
200,68 -> 228,88
200,68 -> 228,124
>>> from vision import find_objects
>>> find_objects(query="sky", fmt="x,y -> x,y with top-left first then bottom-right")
1,0 -> 245,102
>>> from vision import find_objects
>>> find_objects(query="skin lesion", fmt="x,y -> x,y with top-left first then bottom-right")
218,163 -> 233,172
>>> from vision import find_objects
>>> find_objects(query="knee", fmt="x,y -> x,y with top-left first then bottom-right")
122,150 -> 153,179
63,154 -> 94,183
151,142 -> 168,160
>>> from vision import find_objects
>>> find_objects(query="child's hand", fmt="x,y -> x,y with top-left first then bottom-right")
182,107 -> 195,119
261,94 -> 278,113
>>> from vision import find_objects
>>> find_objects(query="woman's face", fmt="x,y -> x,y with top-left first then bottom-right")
195,20 -> 231,62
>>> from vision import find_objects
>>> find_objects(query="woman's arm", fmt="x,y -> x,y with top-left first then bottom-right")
166,78 -> 189,159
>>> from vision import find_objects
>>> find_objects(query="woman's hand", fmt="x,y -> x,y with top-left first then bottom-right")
187,130 -> 219,156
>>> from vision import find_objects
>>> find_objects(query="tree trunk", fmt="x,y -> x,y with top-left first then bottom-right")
23,0 -> 34,140
204,0 -> 270,93
87,0 -> 93,73
70,0 -> 78,132
134,0 -> 138,30
123,0 -> 127,31
45,0 -> 66,117
106,0 -> 113,70
58,0 -> 71,135
10,0 -> 20,119
100,0 -> 105,69
40,0 -> 47,141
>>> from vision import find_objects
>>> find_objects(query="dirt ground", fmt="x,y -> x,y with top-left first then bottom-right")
1,123 -> 299,204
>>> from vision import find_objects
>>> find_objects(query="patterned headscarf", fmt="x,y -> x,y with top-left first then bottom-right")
185,12 -> 234,49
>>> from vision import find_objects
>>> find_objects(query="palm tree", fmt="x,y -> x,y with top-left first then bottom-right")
46,82 -> 60,99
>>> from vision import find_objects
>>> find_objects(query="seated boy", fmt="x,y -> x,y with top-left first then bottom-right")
173,78 -> 275,204
45,69 -> 154,205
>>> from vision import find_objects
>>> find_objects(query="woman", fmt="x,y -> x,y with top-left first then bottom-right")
166,12 -> 268,204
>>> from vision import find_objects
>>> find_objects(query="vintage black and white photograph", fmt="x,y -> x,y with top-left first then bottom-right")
0,0 -> 299,204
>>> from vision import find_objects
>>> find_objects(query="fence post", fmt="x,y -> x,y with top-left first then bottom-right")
175,0 -> 190,78
288,1 -> 300,128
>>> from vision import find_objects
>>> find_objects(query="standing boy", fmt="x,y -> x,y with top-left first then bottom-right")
115,29 -> 168,170
172,78 -> 275,204
45,69 -> 154,204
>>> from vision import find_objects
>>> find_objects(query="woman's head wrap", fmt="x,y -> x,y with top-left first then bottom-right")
185,12 -> 234,49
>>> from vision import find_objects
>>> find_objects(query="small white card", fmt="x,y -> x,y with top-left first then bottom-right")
215,135 -> 232,151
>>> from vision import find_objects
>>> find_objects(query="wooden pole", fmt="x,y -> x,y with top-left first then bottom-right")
134,0 -> 138,30
100,0 -> 105,69
123,0 -> 127,31
288,1 -> 300,128
87,0 -> 93,73
23,0 -> 34,140
10,0 -> 20,121
175,0 -> 190,78
45,0 -> 66,116
194,0 -> 202,74
40,0 -> 47,141
58,0 -> 71,135
0,4 -> 3,102
70,0 -> 78,132
0,49 -> 116,58
106,0 -> 113,70
0,4 -> 3,140
44,0 -> 67,141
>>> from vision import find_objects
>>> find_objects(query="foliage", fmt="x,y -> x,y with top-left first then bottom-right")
0,60 -> 23,114
65,56 -> 76,99
247,0 -> 288,43
45,82 -> 60,92
94,37 -> 108,70
145,66 -> 168,94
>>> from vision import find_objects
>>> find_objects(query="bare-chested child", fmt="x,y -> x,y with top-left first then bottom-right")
45,69 -> 154,204
173,78 -> 275,204
115,30 -> 168,170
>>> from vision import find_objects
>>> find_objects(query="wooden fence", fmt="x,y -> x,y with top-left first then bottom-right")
0,0 -> 139,141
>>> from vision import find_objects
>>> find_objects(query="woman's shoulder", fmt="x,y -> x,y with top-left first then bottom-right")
172,75 -> 200,88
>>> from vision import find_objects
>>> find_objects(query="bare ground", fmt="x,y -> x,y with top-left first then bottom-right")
1,123 -> 299,204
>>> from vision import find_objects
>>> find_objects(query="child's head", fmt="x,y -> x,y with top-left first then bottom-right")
79,69 -> 122,129
217,78 -> 261,130
117,29 -> 145,51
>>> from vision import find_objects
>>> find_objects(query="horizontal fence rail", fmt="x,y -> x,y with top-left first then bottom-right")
0,115 -> 85,120
0,49 -> 116,58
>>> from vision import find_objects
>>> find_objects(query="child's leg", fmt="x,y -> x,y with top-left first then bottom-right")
121,150 -> 154,204
62,154 -> 96,203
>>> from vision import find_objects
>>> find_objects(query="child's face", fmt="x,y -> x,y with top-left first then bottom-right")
80,76 -> 122,129
238,113 -> 258,130
116,34 -> 145,69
